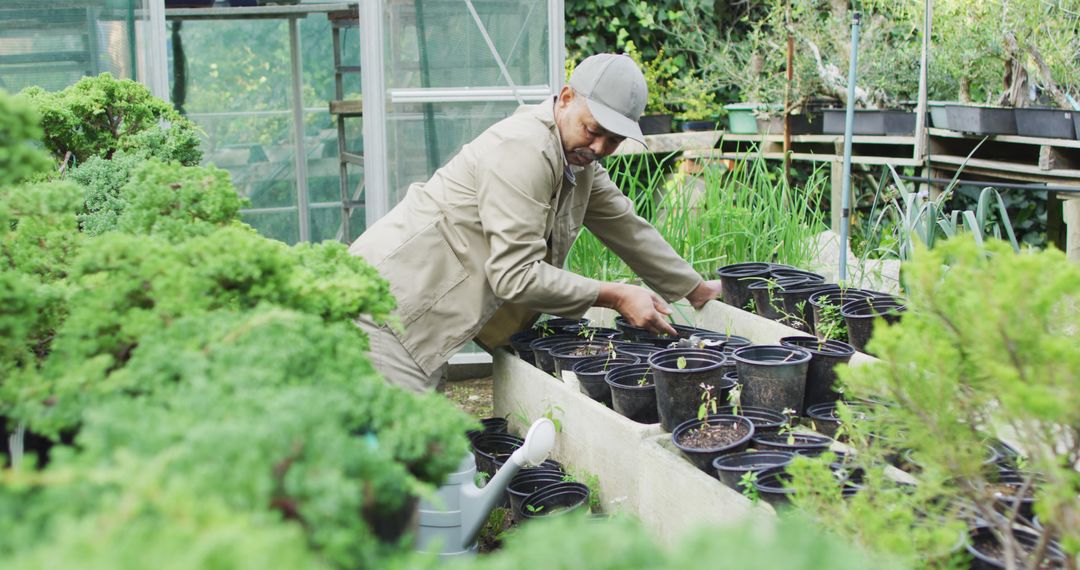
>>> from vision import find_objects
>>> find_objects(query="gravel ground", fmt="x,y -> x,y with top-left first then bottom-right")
444,376 -> 494,419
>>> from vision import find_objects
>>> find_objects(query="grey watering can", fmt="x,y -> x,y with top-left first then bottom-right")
416,418 -> 556,558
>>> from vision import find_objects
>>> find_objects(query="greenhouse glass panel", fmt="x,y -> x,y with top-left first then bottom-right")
0,0 -> 148,93
362,0 -> 563,223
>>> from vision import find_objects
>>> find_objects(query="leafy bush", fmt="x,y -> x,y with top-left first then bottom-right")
110,161 -> 246,241
0,90 -> 53,186
0,180 -> 84,283
19,73 -> 200,164
788,237 -> 1080,566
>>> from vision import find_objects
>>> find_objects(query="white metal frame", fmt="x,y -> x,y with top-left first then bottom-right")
359,0 -> 565,226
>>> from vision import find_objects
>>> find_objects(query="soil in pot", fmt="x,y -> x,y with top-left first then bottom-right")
840,296 -> 907,354
551,340 -> 619,380
966,526 -> 1066,570
715,262 -> 772,310
672,414 -> 755,473
520,481 -> 590,520
616,343 -> 664,360
749,276 -> 812,321
716,404 -> 788,434
752,431 -> 832,456
636,324 -> 713,348
471,433 -> 524,478
507,468 -> 566,523
732,345 -> 812,415
713,449 -> 795,491
649,349 -> 736,432
605,363 -> 660,424
562,325 -> 624,342
779,336 -> 856,410
573,355 -> 640,406
808,288 -> 874,342
529,334 -> 580,374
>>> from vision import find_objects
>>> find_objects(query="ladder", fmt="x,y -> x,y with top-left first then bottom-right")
329,7 -> 363,243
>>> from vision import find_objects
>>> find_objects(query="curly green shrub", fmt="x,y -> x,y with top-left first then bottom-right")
0,458 -> 331,569
787,237 -> 1080,565
0,180 -> 84,283
19,73 -> 200,164
0,90 -> 53,186
109,161 -> 246,241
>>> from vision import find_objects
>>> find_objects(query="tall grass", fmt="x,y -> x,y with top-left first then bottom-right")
568,153 -> 828,282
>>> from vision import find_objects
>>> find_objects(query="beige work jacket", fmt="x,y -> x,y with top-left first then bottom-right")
348,100 -> 703,375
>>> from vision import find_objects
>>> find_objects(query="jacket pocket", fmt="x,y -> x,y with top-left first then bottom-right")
376,219 -> 468,327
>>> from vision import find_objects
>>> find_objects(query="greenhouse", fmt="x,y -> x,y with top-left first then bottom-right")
0,0 -> 1078,569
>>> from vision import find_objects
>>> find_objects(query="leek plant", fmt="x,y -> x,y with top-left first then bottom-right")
569,153 -> 828,282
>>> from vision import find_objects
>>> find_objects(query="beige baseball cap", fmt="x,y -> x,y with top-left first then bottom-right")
568,53 -> 648,145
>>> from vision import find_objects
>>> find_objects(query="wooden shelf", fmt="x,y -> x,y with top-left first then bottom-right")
329,99 -> 363,116
928,128 -> 1080,149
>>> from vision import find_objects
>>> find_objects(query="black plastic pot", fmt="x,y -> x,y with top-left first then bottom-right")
807,288 -> 874,341
672,415 -> 755,473
1014,107 -> 1075,139
616,343 -> 664,360
638,113 -> 673,135
471,433 -> 524,478
507,468 -> 566,523
529,334 -> 579,374
695,333 -> 750,352
902,444 -> 1001,473
681,120 -> 718,132
573,356 -> 640,406
966,526 -> 1065,570
779,336 -> 855,409
613,316 -> 648,342
777,282 -> 839,332
944,104 -> 1016,136
535,318 -> 591,335
715,262 -> 772,310
562,325 -> 624,341
520,481 -> 591,519
752,431 -> 832,455
753,465 -> 795,507
840,296 -> 907,354
649,349 -> 736,432
510,329 -> 540,362
716,405 -> 787,434
605,364 -> 660,424
990,470 -> 1039,520
713,450 -> 795,491
822,109 -> 915,135
769,268 -> 826,283
466,416 -> 510,442
804,401 -> 868,439
636,324 -> 712,348
749,276 -> 812,320
732,345 -> 812,415
551,341 -> 622,380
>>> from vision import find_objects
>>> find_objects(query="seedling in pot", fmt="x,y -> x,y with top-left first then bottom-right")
815,300 -> 846,342
602,340 -> 619,371
577,326 -> 597,342
778,408 -> 798,445
636,374 -> 651,387
536,321 -> 554,338
728,383 -> 743,416
739,470 -> 760,503
698,383 -> 718,428
525,503 -> 545,514
676,356 -> 687,370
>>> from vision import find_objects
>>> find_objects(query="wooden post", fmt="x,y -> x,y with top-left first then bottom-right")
913,0 -> 932,161
1063,195 -> 1080,263
831,159 -> 844,233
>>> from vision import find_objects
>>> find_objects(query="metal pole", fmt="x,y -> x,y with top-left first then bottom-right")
913,0 -> 932,161
838,12 -> 861,283
289,18 -> 311,242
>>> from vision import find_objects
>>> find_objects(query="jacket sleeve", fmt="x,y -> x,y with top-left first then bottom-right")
582,165 -> 703,302
475,137 -> 602,317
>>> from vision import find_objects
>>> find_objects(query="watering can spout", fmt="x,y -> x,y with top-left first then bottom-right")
459,418 -> 556,549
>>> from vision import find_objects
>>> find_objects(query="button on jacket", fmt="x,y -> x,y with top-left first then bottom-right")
348,100 -> 703,376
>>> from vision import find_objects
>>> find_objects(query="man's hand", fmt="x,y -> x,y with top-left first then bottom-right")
685,279 -> 723,310
596,283 -> 678,336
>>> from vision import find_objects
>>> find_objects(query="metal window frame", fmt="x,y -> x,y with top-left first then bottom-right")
360,0 -> 564,227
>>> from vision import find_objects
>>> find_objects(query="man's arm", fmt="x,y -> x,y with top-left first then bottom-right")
583,165 -> 722,309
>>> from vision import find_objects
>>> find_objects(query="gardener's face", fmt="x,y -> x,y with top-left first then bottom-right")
554,86 -> 625,166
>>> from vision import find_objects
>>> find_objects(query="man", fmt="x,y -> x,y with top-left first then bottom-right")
349,53 -> 723,392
